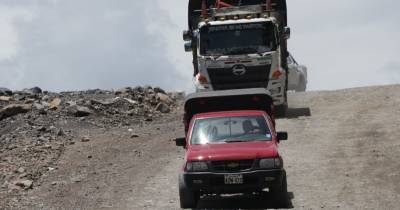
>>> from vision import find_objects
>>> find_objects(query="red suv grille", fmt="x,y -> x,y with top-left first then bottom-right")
211,159 -> 255,172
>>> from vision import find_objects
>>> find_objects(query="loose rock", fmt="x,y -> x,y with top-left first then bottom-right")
0,96 -> 12,102
115,87 -> 132,96
16,167 -> 25,174
156,93 -> 173,104
156,103 -> 170,114
0,87 -> 12,96
67,105 -> 93,117
14,179 -> 33,190
131,134 -> 140,138
49,98 -> 62,110
81,136 -> 90,142
0,85 -> 179,202
57,128 -> 66,136
0,104 -> 32,120
153,87 -> 166,94
28,87 -> 42,94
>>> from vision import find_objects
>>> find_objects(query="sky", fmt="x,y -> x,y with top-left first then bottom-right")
0,0 -> 399,92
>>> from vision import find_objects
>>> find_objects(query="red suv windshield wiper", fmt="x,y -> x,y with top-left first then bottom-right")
223,139 -> 247,143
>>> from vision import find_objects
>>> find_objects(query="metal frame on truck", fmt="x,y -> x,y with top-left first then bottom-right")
183,88 -> 275,133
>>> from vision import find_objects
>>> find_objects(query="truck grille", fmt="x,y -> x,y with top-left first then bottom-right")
211,159 -> 255,172
207,65 -> 271,90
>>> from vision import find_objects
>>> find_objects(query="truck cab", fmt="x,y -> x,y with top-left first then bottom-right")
176,89 -> 288,208
184,1 -> 290,115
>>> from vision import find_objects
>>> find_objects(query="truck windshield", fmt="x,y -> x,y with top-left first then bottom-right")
190,116 -> 272,145
200,22 -> 277,56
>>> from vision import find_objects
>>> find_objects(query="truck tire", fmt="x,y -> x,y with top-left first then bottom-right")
270,172 -> 289,207
275,104 -> 288,118
179,174 -> 199,209
276,82 -> 289,117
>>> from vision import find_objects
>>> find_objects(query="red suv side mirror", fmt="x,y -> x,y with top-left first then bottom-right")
175,137 -> 187,147
277,132 -> 288,141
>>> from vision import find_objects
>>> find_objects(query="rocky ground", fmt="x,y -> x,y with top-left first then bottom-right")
0,86 -> 183,209
1,85 -> 400,210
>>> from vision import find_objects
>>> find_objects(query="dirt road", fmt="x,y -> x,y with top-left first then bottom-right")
11,85 -> 400,209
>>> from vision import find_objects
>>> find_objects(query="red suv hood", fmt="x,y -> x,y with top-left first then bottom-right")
187,141 -> 278,161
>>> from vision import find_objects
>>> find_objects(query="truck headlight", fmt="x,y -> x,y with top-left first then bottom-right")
194,74 -> 211,90
259,158 -> 283,169
196,74 -> 209,85
186,162 -> 208,172
269,87 -> 281,95
271,70 -> 283,79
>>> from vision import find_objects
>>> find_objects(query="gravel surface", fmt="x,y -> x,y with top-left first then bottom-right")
1,85 -> 400,209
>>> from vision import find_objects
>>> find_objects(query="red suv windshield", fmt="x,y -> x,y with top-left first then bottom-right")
190,116 -> 272,145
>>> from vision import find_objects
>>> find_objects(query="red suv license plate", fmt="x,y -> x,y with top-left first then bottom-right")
224,174 -> 243,185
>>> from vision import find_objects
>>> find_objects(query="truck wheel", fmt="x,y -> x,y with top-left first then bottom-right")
270,172 -> 289,207
179,174 -> 199,209
275,104 -> 288,118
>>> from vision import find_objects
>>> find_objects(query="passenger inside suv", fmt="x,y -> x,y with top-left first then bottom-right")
242,120 -> 262,134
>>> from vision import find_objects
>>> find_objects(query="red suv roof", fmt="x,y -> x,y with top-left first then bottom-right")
193,110 -> 267,119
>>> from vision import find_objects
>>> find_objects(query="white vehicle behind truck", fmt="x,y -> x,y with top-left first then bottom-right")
184,1 -> 290,115
287,53 -> 308,92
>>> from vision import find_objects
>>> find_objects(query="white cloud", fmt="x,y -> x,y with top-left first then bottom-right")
0,5 -> 34,61
0,0 -> 399,91
0,0 -> 192,91
288,0 -> 400,90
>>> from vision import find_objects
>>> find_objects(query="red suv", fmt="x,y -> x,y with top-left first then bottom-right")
176,89 -> 288,209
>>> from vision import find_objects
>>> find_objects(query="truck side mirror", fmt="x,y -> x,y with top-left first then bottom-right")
175,137 -> 186,147
183,30 -> 193,41
184,41 -> 193,52
277,132 -> 288,141
283,27 -> 291,40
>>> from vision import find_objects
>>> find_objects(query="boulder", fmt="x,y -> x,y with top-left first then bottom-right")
22,87 -> 42,95
156,103 -> 170,113
41,95 -> 50,101
14,95 -> 26,101
153,87 -> 166,94
33,102 -> 46,110
90,99 -> 115,106
29,87 -> 42,94
67,105 -> 93,117
14,179 -> 33,190
0,104 -> 32,120
0,96 -> 12,102
169,91 -> 185,100
122,98 -> 138,105
156,93 -> 173,104
0,87 -> 12,96
115,87 -> 132,95
49,98 -> 62,110
81,136 -> 90,142
133,86 -> 144,93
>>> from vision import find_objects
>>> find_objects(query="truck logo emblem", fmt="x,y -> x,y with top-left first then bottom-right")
227,162 -> 240,168
232,65 -> 246,76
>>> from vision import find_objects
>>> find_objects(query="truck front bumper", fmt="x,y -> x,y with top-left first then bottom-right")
183,169 -> 285,194
268,79 -> 286,106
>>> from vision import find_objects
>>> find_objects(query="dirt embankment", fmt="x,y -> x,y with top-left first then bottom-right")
1,85 -> 400,209
0,86 -> 182,209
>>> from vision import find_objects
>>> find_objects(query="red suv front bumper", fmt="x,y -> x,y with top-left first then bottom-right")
182,169 -> 285,194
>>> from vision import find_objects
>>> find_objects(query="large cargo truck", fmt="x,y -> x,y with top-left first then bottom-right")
183,0 -> 290,115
